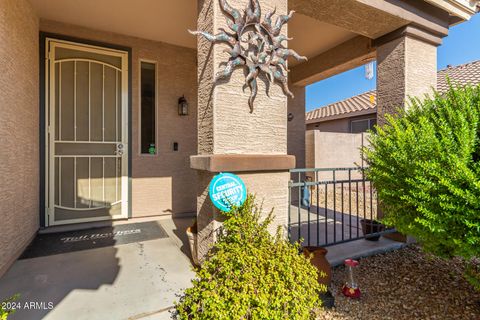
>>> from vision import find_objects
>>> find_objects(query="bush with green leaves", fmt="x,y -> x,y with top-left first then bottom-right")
1,294 -> 19,320
175,195 -> 326,319
363,85 -> 480,286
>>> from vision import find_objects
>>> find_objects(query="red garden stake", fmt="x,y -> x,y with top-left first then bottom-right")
342,259 -> 361,299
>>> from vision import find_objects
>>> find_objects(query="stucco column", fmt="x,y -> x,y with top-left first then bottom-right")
192,0 -> 293,261
375,25 -> 440,125
374,26 -> 440,241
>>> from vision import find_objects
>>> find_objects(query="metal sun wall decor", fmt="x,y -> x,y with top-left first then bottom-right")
189,0 -> 307,112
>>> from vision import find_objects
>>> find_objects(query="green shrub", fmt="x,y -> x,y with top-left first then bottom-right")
175,195 -> 326,319
363,85 -> 480,286
1,294 -> 19,320
465,262 -> 480,292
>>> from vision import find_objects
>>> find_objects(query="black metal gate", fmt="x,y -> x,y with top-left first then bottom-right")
288,167 -> 395,247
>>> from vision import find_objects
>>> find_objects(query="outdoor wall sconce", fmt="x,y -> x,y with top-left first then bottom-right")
288,112 -> 294,122
189,0 -> 307,112
178,95 -> 188,116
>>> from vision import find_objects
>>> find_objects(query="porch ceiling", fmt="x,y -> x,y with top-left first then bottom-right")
289,14 -> 357,66
30,0 -> 356,66
30,0 -> 198,49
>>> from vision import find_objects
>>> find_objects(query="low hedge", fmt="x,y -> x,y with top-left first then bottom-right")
175,195 -> 326,319
363,84 -> 480,288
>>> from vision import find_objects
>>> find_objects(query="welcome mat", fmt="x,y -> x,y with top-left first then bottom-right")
20,221 -> 169,259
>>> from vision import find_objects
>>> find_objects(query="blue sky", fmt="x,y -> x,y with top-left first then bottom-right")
305,14 -> 480,111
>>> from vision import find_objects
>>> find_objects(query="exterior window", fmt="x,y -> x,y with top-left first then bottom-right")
140,62 -> 156,154
350,118 -> 376,133
370,118 -> 377,131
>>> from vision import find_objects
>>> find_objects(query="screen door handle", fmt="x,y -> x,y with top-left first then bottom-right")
116,143 -> 124,156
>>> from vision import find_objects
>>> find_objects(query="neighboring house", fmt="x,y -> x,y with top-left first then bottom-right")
0,0 -> 478,277
306,60 -> 480,132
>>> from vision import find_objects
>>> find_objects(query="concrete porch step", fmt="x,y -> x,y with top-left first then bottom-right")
325,237 -> 407,267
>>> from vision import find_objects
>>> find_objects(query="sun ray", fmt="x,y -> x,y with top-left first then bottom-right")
215,57 -> 245,81
190,0 -> 306,111
246,0 -> 261,23
275,48 -> 307,61
264,7 -> 276,28
219,0 -> 243,24
273,68 -> 294,98
188,30 -> 236,46
272,10 -> 295,36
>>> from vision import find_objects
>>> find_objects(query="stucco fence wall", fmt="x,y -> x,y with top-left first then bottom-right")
303,130 -> 378,224
0,0 -> 39,276
305,130 -> 369,180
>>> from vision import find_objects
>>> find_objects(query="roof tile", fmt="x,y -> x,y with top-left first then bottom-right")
306,60 -> 480,123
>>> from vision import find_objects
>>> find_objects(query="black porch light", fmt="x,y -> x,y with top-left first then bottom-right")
178,95 -> 188,116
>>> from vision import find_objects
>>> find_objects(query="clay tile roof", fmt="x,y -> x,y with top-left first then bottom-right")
305,90 -> 377,122
306,59 -> 480,123
437,60 -> 480,92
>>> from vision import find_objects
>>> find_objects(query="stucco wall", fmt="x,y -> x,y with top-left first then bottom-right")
288,84 -> 306,168
196,0 -> 288,155
40,20 -> 198,217
306,113 -> 377,133
405,37 -> 437,100
0,0 -> 39,276
306,130 -> 369,179
376,35 -> 437,125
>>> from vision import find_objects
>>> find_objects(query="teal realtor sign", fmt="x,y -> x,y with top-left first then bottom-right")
209,173 -> 247,212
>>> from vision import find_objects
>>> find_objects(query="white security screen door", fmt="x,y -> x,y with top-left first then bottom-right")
45,39 -> 129,226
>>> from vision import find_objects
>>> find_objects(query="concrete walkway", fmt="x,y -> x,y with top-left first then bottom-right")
0,217 -> 196,320
0,214 -> 404,320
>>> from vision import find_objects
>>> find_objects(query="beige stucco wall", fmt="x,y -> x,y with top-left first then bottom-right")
306,113 -> 377,133
307,117 -> 350,133
287,84 -> 306,188
40,20 -> 198,217
288,84 -> 306,168
0,0 -> 39,275
196,0 -> 288,155
376,35 -> 437,124
306,130 -> 369,179
405,37 -> 437,100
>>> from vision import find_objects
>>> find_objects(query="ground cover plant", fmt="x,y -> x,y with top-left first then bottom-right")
175,195 -> 326,319
0,294 -> 19,320
363,84 -> 480,288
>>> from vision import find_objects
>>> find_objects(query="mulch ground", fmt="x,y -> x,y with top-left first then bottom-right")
311,184 -> 378,219
318,245 -> 480,320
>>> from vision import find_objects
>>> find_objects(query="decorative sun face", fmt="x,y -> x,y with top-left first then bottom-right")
189,0 -> 307,112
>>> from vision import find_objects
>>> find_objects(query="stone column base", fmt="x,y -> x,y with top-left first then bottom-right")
192,154 -> 295,262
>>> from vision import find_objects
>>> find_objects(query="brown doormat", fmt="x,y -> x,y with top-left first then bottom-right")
20,221 -> 169,259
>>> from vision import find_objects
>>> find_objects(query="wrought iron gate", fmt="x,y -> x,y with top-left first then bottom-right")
288,167 -> 395,247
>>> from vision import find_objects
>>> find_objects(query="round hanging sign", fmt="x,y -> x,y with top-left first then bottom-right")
209,172 -> 247,212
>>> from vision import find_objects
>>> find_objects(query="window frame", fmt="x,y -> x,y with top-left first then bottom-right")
350,117 -> 376,133
138,59 -> 158,156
